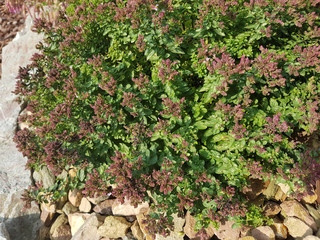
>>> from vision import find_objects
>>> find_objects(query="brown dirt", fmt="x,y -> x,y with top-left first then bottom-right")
0,0 -> 25,78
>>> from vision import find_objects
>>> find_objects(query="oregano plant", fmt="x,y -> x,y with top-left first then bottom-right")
14,0 -> 320,237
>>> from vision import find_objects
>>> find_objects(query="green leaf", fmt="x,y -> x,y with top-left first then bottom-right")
145,48 -> 155,60
194,121 -> 208,130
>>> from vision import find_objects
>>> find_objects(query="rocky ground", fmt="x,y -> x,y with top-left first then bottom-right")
0,0 -> 25,78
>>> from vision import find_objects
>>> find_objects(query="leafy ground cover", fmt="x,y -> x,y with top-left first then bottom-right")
12,0 -> 320,237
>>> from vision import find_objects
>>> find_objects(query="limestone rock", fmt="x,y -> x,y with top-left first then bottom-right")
284,217 -> 313,239
156,213 -> 185,240
0,222 -> 10,240
214,220 -> 240,240
112,198 -> 149,216
136,213 -> 152,239
87,193 -> 110,205
251,226 -> 275,240
50,214 -> 68,236
79,198 -> 91,213
239,237 -> 256,240
68,213 -> 91,236
38,224 -> 50,240
183,211 -> 216,240
93,199 -> 115,215
56,195 -> 68,211
71,213 -> 104,240
303,193 -> 318,205
263,181 -> 279,200
242,179 -> 270,200
40,206 -> 55,227
303,236 -> 320,240
51,224 -> 72,240
131,221 -> 144,240
97,216 -> 132,238
0,191 -> 41,240
306,204 -> 320,227
0,11 -> 43,240
281,200 -> 317,232
33,166 -> 55,189
263,201 -> 281,217
270,223 -> 288,239
62,202 -> 78,216
68,189 -> 82,207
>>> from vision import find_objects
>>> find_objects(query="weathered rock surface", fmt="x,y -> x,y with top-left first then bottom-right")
131,220 -> 144,240
284,217 -> 313,239
33,166 -> 55,189
263,201 -> 281,217
251,226 -> 275,240
0,221 -> 10,240
79,197 -> 91,213
156,213 -> 185,240
183,211 -> 216,240
0,191 -> 42,240
68,212 -> 91,236
303,236 -> 320,240
270,223 -> 288,239
93,199 -> 115,215
214,220 -> 240,240
62,202 -> 78,216
71,213 -> 104,240
0,12 -> 43,240
97,216 -> 132,238
281,200 -> 317,232
112,198 -> 149,216
68,189 -> 82,208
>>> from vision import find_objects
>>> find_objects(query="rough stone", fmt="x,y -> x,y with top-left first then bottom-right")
251,226 -> 275,240
97,216 -> 132,238
183,211 -> 216,240
40,206 -> 55,227
0,191 -> 41,240
79,198 -> 91,213
68,213 -> 91,236
136,213 -> 152,239
93,199 -> 115,215
50,214 -> 68,236
242,179 -> 269,200
87,193 -> 110,205
38,224 -> 50,240
270,223 -> 288,239
62,202 -> 78,216
281,200 -> 317,232
214,220 -> 240,240
131,221 -> 144,240
68,189 -> 83,207
56,195 -> 68,211
156,213 -> 185,240
0,222 -> 10,240
263,181 -> 280,200
284,217 -> 313,239
51,224 -> 72,240
306,204 -> 320,228
303,193 -> 318,205
112,198 -> 149,216
263,201 -> 281,217
239,237 -> 256,240
303,236 -> 320,240
71,213 -> 104,240
0,12 -> 42,240
32,165 -> 55,189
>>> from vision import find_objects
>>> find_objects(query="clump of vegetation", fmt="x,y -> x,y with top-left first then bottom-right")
14,0 -> 320,237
